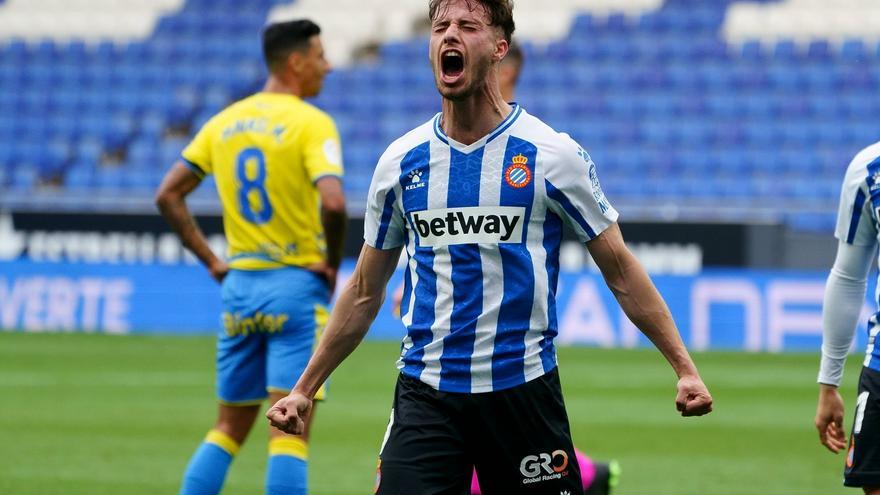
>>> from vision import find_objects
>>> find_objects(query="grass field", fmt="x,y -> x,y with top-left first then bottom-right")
0,332 -> 865,495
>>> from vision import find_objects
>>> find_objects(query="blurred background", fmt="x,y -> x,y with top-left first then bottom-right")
2,0 -> 874,347
0,0 -> 878,494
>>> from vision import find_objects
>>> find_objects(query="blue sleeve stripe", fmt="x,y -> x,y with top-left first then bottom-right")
181,156 -> 206,179
375,188 -> 397,248
847,188 -> 866,244
545,179 -> 597,239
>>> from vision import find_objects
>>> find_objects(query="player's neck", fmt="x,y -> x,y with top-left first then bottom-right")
440,85 -> 511,146
262,76 -> 303,98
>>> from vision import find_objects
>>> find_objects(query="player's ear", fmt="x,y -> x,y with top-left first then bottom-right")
494,38 -> 509,63
287,50 -> 305,75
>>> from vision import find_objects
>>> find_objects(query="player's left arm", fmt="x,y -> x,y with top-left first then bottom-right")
155,162 -> 228,283
816,164 -> 878,452
586,225 -> 712,416
315,177 -> 346,294
303,112 -> 347,292
546,138 -> 711,416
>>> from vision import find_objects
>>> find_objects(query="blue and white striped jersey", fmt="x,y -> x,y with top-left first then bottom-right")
364,105 -> 618,393
835,141 -> 880,374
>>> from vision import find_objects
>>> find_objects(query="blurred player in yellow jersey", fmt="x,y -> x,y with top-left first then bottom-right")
155,19 -> 345,495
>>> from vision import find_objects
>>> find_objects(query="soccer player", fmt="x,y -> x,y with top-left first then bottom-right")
267,1 -> 712,493
815,142 -> 880,495
390,37 -> 619,495
155,20 -> 345,495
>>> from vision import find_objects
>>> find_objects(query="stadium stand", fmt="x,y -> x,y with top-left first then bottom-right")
0,0 -> 875,232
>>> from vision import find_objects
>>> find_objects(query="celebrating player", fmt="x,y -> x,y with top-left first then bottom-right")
155,20 -> 345,495
815,142 -> 880,495
389,37 -> 620,495
267,1 -> 712,493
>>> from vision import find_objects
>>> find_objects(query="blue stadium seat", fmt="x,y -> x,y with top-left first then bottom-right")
775,97 -> 809,118
11,166 -> 38,191
159,137 -> 190,166
806,40 -> 832,62
64,163 -> 95,190
75,138 -> 104,165
739,40 -> 765,62
705,96 -> 743,118
773,40 -> 800,62
570,14 -> 593,35
841,39 -> 868,62
767,67 -> 805,91
123,170 -> 155,190
0,0 -> 869,232
803,69 -> 836,91
94,166 -> 126,191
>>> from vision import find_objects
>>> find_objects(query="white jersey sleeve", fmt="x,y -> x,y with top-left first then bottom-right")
363,149 -> 406,250
819,241 -> 875,386
820,143 -> 880,385
834,160 -> 876,246
544,135 -> 619,241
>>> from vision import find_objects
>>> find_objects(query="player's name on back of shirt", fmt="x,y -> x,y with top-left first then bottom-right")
220,117 -> 285,143
411,206 -> 525,247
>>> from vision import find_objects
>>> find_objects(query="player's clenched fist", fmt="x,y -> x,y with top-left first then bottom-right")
266,391 -> 313,435
675,375 -> 714,417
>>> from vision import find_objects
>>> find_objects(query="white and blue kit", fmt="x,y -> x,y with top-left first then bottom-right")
364,105 -> 618,394
828,141 -> 880,380
823,141 -> 880,487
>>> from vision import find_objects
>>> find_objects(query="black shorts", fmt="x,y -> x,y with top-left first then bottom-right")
845,367 -> 880,488
375,369 -> 582,495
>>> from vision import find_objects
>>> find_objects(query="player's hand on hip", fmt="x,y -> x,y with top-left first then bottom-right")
675,375 -> 713,417
308,262 -> 338,295
323,265 -> 338,295
209,260 -> 230,284
815,384 -> 847,453
266,392 -> 313,435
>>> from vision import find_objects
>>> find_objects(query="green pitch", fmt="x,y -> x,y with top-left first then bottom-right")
0,332 -> 862,495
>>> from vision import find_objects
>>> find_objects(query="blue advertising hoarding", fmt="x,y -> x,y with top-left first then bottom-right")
0,259 -> 874,353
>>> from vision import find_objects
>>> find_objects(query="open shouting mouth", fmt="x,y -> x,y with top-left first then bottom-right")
440,49 -> 465,84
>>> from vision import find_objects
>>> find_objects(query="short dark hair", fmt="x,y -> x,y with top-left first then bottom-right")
262,19 -> 321,72
428,0 -> 515,43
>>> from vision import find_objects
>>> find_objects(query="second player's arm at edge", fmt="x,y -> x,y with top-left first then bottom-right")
815,240 -> 874,453
155,161 -> 229,283
586,223 -> 713,417
267,243 -> 403,435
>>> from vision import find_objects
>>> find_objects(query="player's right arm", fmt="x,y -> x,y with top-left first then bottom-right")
266,244 -> 402,435
155,162 -> 228,283
156,117 -> 227,283
816,159 -> 878,452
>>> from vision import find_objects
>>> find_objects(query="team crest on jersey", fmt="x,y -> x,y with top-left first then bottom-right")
505,154 -> 532,189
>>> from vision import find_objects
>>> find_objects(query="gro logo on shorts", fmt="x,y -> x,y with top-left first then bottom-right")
519,450 -> 569,478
